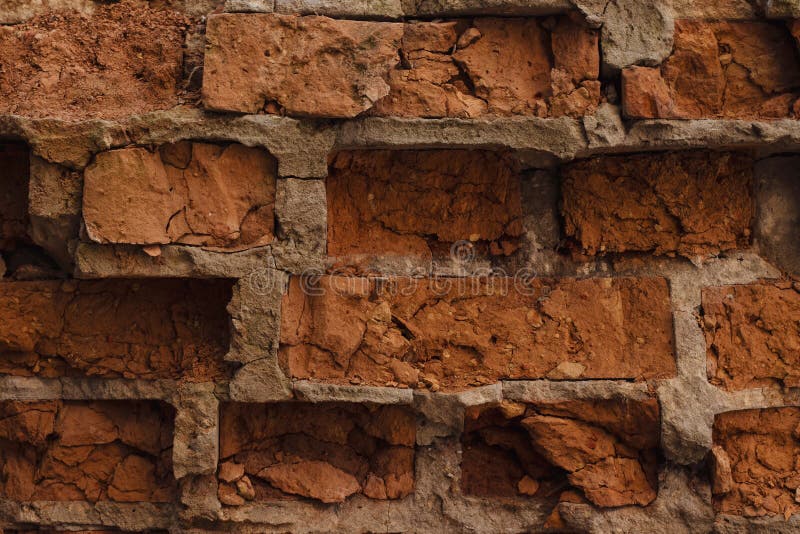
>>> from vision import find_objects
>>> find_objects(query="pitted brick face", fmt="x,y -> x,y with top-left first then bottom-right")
83,142 -> 277,250
218,402 -> 415,504
203,14 -> 601,118
702,281 -> 800,391
279,276 -> 675,389
462,398 -> 661,508
712,408 -> 800,518
0,279 -> 233,380
622,21 -> 800,119
0,400 -> 175,503
561,152 -> 754,258
327,150 -> 524,265
0,143 -> 29,250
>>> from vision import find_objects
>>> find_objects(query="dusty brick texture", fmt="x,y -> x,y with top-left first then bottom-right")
622,21 -> 800,119
0,279 -> 233,380
561,152 -> 754,259
83,142 -> 277,250
218,402 -> 415,504
712,408 -> 800,518
279,275 -> 675,389
0,400 -> 175,502
327,150 -> 524,265
702,281 -> 800,391
203,13 -> 601,118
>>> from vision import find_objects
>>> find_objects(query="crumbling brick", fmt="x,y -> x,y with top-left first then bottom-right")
0,143 -> 29,251
0,279 -> 233,380
0,1 -> 189,121
203,14 -> 601,118
712,408 -> 800,518
561,152 -> 754,258
327,150 -> 524,264
218,402 -> 415,504
462,398 -> 661,508
702,281 -> 800,391
0,400 -> 175,502
279,275 -> 675,389
622,21 -> 800,119
83,142 -> 277,250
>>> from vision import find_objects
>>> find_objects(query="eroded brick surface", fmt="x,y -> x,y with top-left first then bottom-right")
712,408 -> 800,517
462,398 -> 660,508
83,143 -> 277,250
0,400 -> 175,502
0,1 -> 189,121
327,150 -> 523,263
561,152 -> 754,258
0,279 -> 232,380
279,276 -> 675,390
203,14 -> 600,118
702,281 -> 800,391
218,402 -> 415,504
0,143 -> 29,250
622,21 -> 800,119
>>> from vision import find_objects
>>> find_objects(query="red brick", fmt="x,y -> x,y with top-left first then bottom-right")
0,279 -> 232,380
0,143 -> 29,250
218,402 -> 415,504
702,281 -> 800,391
0,400 -> 175,503
203,14 -> 600,119
83,143 -> 277,250
561,152 -> 754,258
0,2 -> 188,121
278,276 -> 675,390
327,150 -> 524,264
622,21 -> 800,119
712,408 -> 800,517
462,398 -> 660,507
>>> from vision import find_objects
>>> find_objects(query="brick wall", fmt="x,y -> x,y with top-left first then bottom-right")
1,0 -> 800,533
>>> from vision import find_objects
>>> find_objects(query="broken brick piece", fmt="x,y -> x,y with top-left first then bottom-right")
218,402 -> 415,504
0,279 -> 232,380
561,152 -> 754,258
622,21 -> 800,119
83,142 -> 277,250
0,400 -> 175,503
279,275 -> 676,390
462,398 -> 660,507
702,281 -> 800,391
327,150 -> 524,263
713,408 -> 800,517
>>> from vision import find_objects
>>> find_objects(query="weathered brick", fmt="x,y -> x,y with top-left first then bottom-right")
83,143 -> 277,250
0,143 -> 29,251
702,281 -> 800,391
218,402 -> 415,504
279,276 -> 675,389
327,150 -> 523,264
561,152 -> 754,258
203,14 -> 600,118
622,21 -> 800,119
462,398 -> 660,507
0,400 -> 175,502
712,408 -> 800,518
0,2 -> 189,121
0,279 -> 232,380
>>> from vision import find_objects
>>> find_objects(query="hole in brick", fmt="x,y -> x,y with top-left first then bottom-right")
0,400 -> 176,503
218,402 -> 416,505
462,399 -> 661,515
560,151 -> 754,259
278,275 -> 675,390
82,142 -> 277,251
711,408 -> 800,518
326,149 -> 525,270
0,278 -> 234,380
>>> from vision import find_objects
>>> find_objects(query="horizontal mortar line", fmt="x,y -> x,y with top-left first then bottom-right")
0,500 -> 174,529
0,377 -> 179,402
